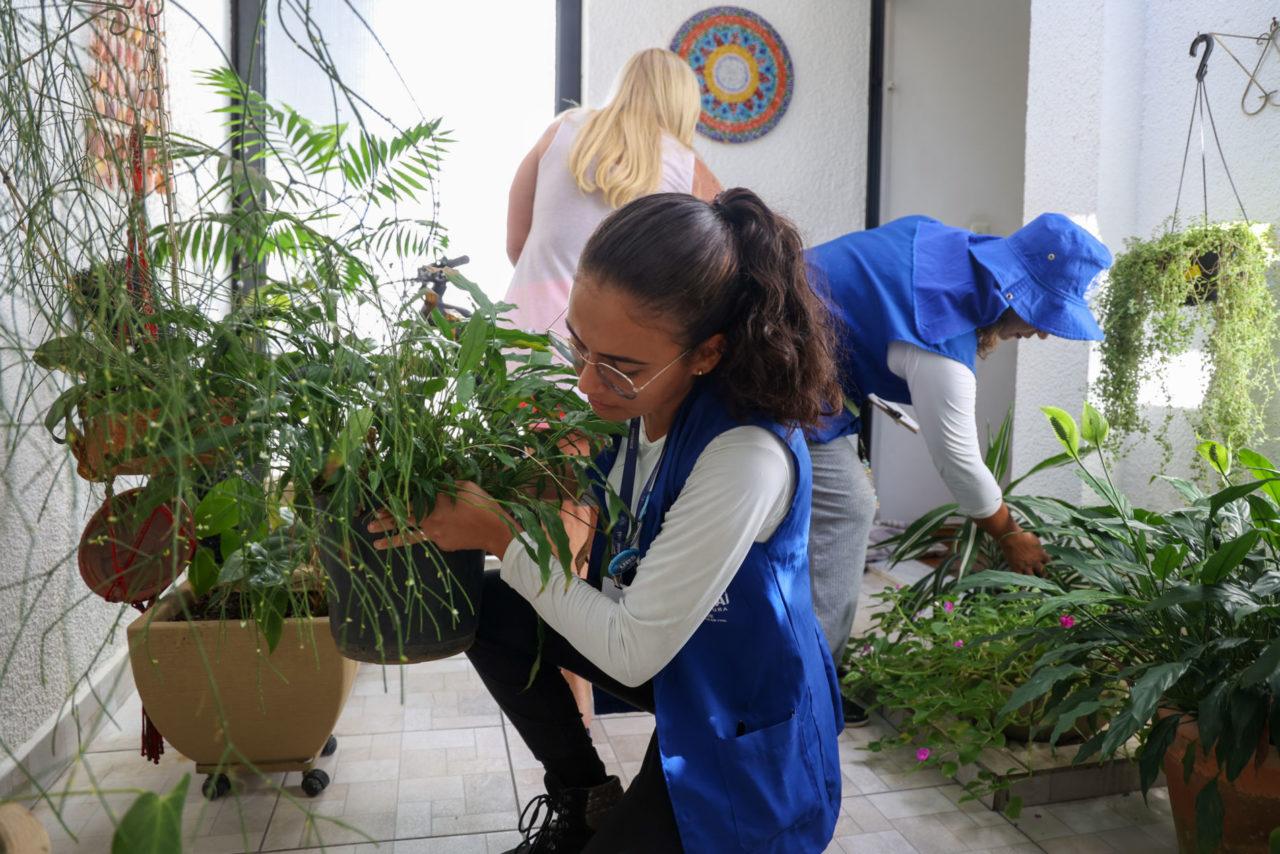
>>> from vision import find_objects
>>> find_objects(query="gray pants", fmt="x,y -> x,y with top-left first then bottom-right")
807,435 -> 877,662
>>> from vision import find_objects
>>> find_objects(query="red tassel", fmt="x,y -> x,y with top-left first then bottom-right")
141,705 -> 164,764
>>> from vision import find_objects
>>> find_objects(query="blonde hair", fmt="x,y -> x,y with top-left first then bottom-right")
569,48 -> 701,209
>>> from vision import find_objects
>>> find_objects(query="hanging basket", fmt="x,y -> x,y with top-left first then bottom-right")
78,487 -> 196,605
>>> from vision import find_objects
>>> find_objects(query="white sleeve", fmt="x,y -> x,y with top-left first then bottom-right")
498,426 -> 794,687
887,341 -> 1003,519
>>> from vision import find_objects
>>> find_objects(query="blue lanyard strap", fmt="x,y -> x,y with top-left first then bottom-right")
610,418 -> 663,558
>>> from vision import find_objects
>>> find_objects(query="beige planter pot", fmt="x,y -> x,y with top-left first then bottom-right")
127,587 -> 358,776
0,804 -> 50,854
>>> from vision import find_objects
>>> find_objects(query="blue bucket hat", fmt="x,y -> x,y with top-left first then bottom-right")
913,213 -> 1111,344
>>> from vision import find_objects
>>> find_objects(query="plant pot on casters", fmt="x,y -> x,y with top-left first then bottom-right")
127,584 -> 358,800
318,507 -> 485,664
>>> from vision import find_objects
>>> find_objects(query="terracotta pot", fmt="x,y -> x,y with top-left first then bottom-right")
70,399 -> 238,482
127,586 -> 357,770
1161,712 -> 1280,853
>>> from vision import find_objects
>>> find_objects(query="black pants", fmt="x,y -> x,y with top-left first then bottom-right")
465,570 -> 684,853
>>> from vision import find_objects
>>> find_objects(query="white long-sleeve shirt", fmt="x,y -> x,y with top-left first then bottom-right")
887,341 -> 1003,519
500,423 -> 794,687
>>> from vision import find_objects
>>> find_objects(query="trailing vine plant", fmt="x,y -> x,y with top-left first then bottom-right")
1094,221 -> 1278,461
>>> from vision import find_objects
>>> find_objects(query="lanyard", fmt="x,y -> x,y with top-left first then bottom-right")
608,419 -> 662,580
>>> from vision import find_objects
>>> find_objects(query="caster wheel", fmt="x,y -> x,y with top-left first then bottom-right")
320,735 -> 338,757
201,774 -> 231,801
301,768 -> 330,797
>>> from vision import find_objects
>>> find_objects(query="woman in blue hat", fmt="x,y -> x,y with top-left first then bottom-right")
803,213 -> 1112,723
371,189 -> 845,853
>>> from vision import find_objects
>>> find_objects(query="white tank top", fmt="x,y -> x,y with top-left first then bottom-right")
502,111 -> 696,335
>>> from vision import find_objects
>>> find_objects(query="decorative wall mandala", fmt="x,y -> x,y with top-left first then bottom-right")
671,6 -> 793,143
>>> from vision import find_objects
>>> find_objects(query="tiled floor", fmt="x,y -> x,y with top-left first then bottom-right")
18,569 -> 1177,853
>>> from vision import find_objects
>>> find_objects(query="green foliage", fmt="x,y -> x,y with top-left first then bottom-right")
879,409 -> 1088,612
111,775 -> 189,854
844,589 -> 1109,813
1095,221 -> 1279,459
966,412 -> 1280,847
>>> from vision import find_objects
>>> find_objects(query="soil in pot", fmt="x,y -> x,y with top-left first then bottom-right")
1162,714 -> 1280,853
318,512 -> 484,665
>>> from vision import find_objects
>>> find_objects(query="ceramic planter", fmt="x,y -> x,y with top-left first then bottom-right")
127,586 -> 357,777
1161,714 -> 1280,852
318,511 -> 484,664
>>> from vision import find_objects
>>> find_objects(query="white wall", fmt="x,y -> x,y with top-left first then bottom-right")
584,0 -> 870,246
869,0 -> 1030,523
0,0 -> 231,776
266,1 -> 556,304
1014,0 -> 1280,507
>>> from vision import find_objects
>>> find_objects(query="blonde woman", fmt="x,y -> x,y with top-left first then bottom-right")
503,47 -> 721,336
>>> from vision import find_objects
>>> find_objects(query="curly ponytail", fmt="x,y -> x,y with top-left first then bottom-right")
578,188 -> 842,428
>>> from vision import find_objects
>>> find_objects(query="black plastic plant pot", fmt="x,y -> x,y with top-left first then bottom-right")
319,514 -> 485,665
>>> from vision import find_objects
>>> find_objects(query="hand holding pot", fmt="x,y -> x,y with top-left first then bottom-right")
368,481 -> 516,556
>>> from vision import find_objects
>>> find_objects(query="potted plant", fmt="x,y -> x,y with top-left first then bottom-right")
1095,221 -> 1279,461
875,411 -> 1085,613
284,273 -> 615,664
844,587 -> 1106,818
126,478 -> 357,800
964,404 -> 1280,852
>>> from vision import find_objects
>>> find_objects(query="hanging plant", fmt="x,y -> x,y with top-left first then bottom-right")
1094,221 -> 1278,459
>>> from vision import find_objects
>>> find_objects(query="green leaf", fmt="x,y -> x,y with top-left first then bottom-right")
454,313 -> 490,375
1081,402 -> 1109,446
1151,543 -> 1187,581
1241,637 -> 1280,687
255,588 -> 288,653
112,774 -> 189,854
1268,826 -> 1279,854
1236,448 -> 1280,504
1209,479 -> 1280,518
1222,690 -> 1266,780
1201,529 -> 1260,584
1194,778 -> 1224,854
454,372 -> 476,407
188,548 -> 219,597
952,570 -> 1066,594
1041,406 -> 1080,456
1139,713 -> 1180,795
1197,440 -> 1232,476
1100,662 -> 1190,756
999,664 -> 1083,717
1003,795 -> 1022,821
194,488 -> 239,537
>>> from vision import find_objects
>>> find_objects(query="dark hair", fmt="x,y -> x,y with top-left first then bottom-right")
577,188 -> 842,428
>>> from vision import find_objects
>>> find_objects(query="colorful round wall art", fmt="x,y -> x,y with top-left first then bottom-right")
671,6 -> 793,143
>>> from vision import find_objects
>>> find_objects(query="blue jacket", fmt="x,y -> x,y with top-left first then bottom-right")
806,216 -> 987,442
587,382 -> 843,853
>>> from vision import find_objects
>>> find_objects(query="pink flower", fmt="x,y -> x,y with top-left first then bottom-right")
1060,614 -> 1077,629
861,644 -> 873,656
953,640 -> 965,649
943,601 -> 955,614
916,747 -> 931,762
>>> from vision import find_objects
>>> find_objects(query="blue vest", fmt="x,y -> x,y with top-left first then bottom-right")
587,382 -> 843,853
806,216 -> 983,442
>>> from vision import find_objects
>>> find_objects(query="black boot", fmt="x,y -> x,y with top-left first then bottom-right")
504,772 -> 624,853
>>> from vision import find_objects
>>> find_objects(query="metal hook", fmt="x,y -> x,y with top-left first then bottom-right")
1191,33 -> 1215,81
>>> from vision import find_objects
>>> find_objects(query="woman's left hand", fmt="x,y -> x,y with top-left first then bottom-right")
367,481 -> 517,556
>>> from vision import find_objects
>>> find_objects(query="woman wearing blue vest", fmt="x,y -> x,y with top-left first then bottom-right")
803,213 -> 1112,719
370,189 -> 845,852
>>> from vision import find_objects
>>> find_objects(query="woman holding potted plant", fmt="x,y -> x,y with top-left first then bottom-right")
370,189 -> 844,853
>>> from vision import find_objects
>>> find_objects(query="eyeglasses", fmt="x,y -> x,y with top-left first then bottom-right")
547,329 -> 689,400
